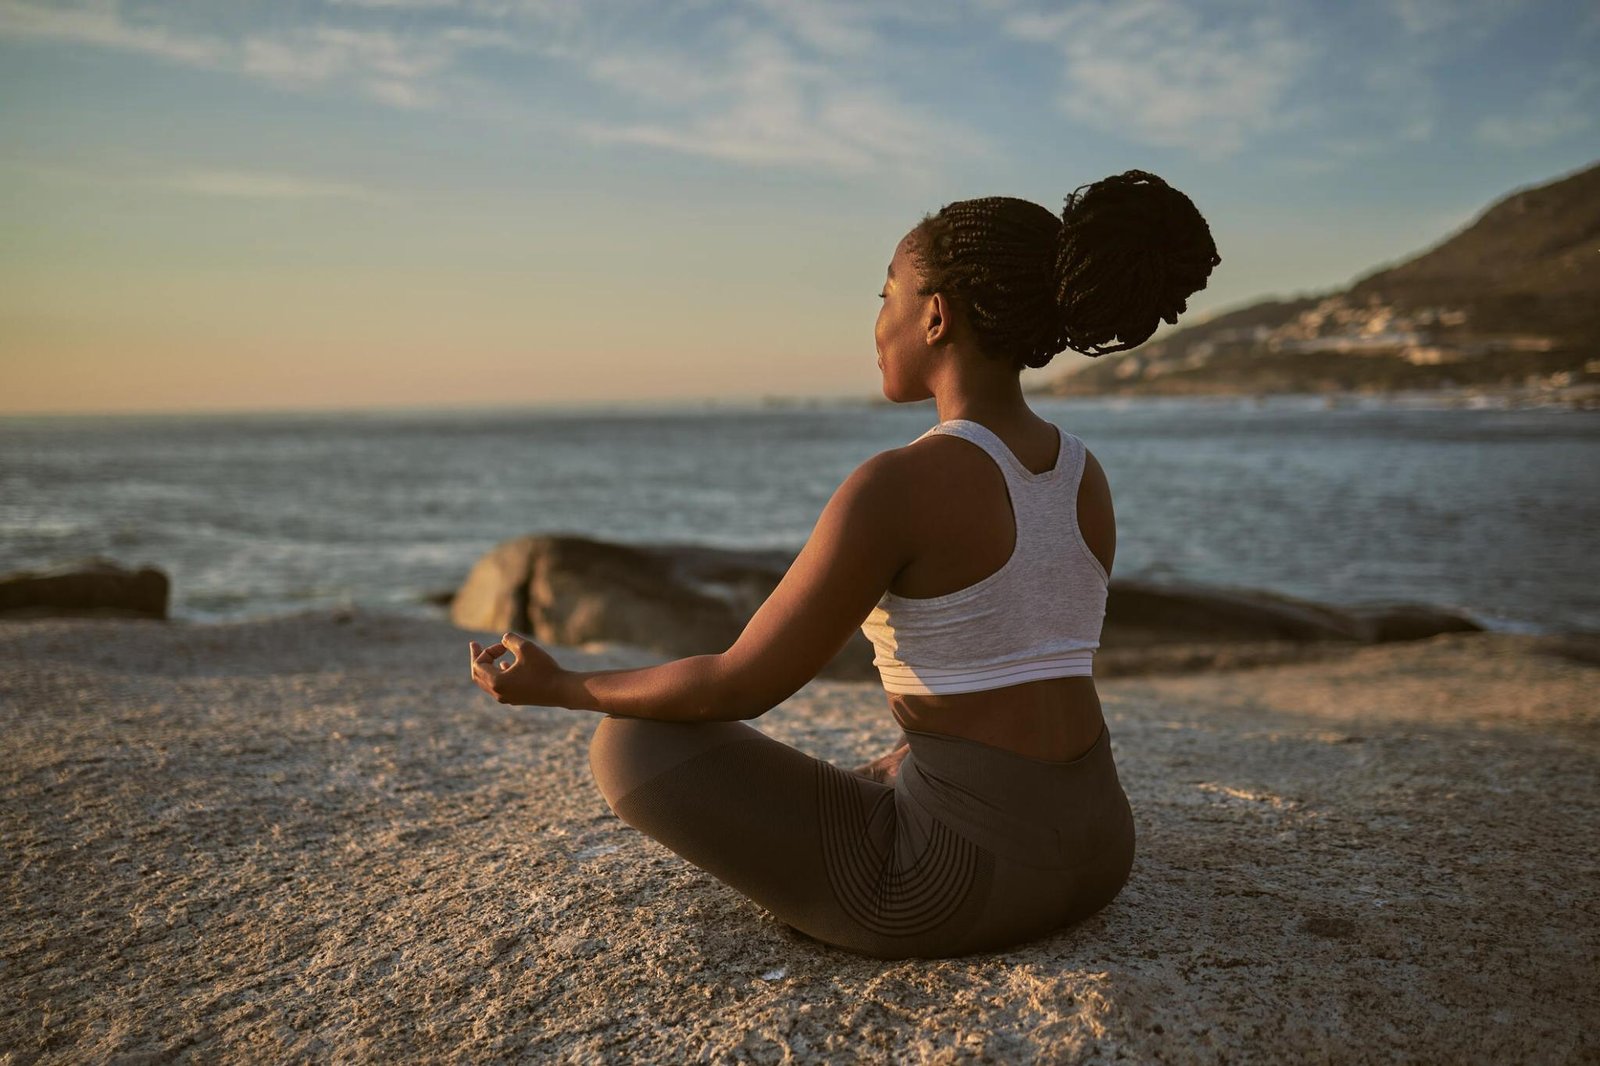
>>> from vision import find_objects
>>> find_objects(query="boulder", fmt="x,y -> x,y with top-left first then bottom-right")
0,557 -> 170,620
1101,579 -> 1482,647
450,536 -> 539,635
1342,603 -> 1485,643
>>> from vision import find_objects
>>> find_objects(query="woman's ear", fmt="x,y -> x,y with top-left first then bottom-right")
924,292 -> 950,345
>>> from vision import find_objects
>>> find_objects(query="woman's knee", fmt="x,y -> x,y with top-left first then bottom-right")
588,715 -> 641,809
587,714 -> 756,810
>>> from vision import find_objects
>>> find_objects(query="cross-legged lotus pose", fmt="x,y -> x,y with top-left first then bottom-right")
469,170 -> 1220,960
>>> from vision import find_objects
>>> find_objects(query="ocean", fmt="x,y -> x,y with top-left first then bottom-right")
3,394 -> 1596,635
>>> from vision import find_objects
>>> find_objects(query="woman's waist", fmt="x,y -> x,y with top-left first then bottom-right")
888,676 -> 1104,761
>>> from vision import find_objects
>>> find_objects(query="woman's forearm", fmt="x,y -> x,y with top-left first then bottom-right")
554,654 -> 750,722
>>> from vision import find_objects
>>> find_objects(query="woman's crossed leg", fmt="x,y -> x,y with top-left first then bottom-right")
587,715 -> 1003,959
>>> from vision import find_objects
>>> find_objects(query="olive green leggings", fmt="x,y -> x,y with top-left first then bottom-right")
588,716 -> 1135,960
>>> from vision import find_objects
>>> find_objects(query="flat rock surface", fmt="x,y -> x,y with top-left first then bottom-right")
2,612 -> 1595,1064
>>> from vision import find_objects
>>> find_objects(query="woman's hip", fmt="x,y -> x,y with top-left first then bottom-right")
896,724 -> 1135,872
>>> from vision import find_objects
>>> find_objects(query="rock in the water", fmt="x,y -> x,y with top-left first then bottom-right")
0,557 -> 169,620
1103,579 -> 1366,644
1343,603 -> 1484,642
1101,579 -> 1481,647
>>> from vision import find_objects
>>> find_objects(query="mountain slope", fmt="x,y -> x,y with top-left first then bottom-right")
1041,160 -> 1600,397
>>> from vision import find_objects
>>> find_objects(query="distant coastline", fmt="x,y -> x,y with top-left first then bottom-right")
1028,376 -> 1600,411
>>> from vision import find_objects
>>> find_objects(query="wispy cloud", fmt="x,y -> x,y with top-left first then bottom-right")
0,0 -> 226,65
28,0 -> 1581,183
1474,61 -> 1597,150
236,23 -> 516,107
0,0 -> 979,180
326,0 -> 468,8
158,169 -> 389,201
578,27 -> 981,177
0,0 -> 523,111
544,5 -> 985,179
744,0 -> 877,56
2,158 -> 397,202
998,0 -> 1309,158
1389,0 -> 1525,38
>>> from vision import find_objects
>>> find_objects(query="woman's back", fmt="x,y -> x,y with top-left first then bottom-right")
871,413 -> 1115,762
570,170 -> 1217,957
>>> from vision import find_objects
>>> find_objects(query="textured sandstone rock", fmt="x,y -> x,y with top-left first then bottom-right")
1,612 -> 1593,1063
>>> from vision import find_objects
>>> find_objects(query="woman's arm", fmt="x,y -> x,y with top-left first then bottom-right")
552,655 -> 739,723
475,638 -> 742,721
475,449 -> 912,723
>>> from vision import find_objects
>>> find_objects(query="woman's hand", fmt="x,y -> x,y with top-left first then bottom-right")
468,632 -> 566,708
852,735 -> 911,784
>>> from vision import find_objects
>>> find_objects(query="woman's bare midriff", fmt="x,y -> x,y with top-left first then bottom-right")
876,418 -> 1114,765
888,677 -> 1106,762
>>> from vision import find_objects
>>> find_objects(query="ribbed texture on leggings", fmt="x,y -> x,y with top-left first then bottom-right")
814,761 -> 979,937
900,725 -> 1128,871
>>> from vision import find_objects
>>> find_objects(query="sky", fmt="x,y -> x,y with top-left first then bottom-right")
2,0 -> 1597,415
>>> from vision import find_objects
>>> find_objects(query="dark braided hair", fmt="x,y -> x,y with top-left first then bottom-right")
910,170 -> 1221,368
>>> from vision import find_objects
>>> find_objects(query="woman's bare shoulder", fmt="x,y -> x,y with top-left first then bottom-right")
896,431 -> 994,472
1079,444 -> 1114,496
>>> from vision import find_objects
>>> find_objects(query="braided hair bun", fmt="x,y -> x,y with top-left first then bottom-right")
911,170 -> 1220,368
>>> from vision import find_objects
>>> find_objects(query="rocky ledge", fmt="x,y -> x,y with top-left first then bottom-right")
449,534 -> 1486,679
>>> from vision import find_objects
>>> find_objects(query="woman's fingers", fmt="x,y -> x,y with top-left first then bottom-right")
467,639 -> 514,699
468,641 -> 502,687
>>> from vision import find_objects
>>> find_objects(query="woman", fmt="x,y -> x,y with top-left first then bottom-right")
469,170 -> 1220,959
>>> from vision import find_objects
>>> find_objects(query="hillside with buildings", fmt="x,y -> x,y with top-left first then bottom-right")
1040,160 -> 1599,402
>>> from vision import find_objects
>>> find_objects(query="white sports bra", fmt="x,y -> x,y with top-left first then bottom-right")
858,419 -> 1110,695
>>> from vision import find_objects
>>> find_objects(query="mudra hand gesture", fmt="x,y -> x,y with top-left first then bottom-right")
469,632 -> 564,707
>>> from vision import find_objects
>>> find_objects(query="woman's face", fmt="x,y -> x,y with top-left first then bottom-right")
875,230 -> 934,402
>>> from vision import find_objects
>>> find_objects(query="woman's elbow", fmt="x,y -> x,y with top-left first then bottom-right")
711,654 -> 794,722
